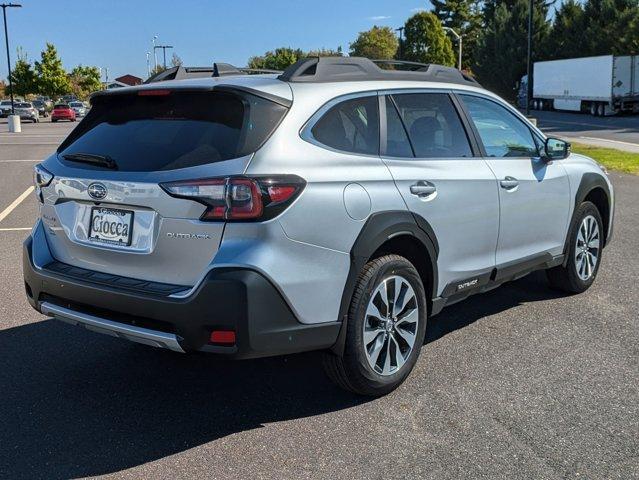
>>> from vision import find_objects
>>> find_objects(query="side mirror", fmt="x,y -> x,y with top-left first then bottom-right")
544,137 -> 570,161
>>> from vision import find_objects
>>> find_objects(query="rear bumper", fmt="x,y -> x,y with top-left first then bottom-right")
23,227 -> 340,358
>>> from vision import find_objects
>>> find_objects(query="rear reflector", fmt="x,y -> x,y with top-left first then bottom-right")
210,330 -> 236,345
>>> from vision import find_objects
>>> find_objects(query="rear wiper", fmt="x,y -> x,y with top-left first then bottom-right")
62,153 -> 118,170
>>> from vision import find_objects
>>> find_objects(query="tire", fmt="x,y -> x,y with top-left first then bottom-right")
323,255 -> 428,396
598,103 -> 606,116
546,201 -> 604,293
51,119 -> 57,123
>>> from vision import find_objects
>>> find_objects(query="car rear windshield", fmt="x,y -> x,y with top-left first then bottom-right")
54,104 -> 69,109
18,103 -> 30,108
57,90 -> 289,172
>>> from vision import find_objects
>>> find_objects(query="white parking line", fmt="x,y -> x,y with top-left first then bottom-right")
0,143 -> 59,146
0,227 -> 31,231
0,159 -> 41,163
0,187 -> 35,224
0,134 -> 66,137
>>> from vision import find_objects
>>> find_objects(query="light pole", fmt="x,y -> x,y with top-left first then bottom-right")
154,45 -> 173,69
525,0 -> 533,116
1,3 -> 21,115
152,35 -> 158,71
146,51 -> 150,78
443,26 -> 462,71
395,27 -> 404,60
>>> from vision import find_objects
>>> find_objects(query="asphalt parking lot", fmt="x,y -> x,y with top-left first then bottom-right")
532,110 -> 639,153
0,118 -> 637,479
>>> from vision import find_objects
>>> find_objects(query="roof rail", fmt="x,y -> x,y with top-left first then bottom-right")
144,63 -> 282,84
278,56 -> 480,87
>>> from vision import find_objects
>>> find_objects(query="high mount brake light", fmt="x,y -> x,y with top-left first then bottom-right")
138,89 -> 172,96
160,175 -> 305,222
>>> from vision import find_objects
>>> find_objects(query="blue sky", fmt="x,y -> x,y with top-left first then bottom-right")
1,0 -> 433,81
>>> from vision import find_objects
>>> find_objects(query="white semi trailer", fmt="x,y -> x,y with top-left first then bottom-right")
524,55 -> 639,116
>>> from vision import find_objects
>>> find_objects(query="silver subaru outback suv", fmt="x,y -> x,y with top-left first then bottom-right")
24,58 -> 614,396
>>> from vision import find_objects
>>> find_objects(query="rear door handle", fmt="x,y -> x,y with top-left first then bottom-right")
500,177 -> 519,190
410,181 -> 437,197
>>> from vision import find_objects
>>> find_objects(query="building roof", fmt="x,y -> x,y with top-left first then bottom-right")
115,74 -> 143,86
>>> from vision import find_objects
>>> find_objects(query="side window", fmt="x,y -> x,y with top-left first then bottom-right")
310,96 -> 379,155
460,94 -> 539,158
392,93 -> 472,158
384,97 -> 414,158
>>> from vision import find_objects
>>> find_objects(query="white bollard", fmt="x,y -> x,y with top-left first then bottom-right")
8,114 -> 21,133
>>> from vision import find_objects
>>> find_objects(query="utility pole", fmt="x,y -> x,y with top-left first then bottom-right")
443,26 -> 462,71
154,45 -> 173,69
395,27 -> 404,60
525,0 -> 534,116
152,35 -> 158,71
1,3 -> 21,115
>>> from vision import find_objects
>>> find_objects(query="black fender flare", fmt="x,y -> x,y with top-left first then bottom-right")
564,172 -> 612,258
575,173 -> 610,215
330,210 -> 439,355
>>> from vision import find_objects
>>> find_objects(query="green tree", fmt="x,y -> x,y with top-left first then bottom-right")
582,0 -> 639,55
68,65 -> 101,99
9,48 -> 36,97
483,0 -> 557,25
349,26 -> 398,59
35,43 -> 70,98
432,0 -> 483,70
306,47 -> 343,57
248,46 -> 343,70
248,47 -> 304,70
403,12 -> 456,66
150,64 -> 166,76
545,0 -> 587,59
474,0 -> 551,99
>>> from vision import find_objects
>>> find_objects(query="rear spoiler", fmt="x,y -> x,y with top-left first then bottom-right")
89,83 -> 292,108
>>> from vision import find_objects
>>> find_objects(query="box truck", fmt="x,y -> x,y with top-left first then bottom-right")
519,55 -> 639,116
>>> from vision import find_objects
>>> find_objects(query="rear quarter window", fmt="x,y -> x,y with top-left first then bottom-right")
58,91 -> 288,172
309,95 -> 379,155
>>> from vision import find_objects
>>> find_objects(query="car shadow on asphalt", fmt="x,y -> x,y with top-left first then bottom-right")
0,272 -> 562,479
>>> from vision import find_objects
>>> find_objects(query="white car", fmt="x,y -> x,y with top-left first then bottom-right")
0,100 -> 14,118
69,101 -> 87,117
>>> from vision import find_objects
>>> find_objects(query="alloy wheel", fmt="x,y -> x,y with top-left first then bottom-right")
363,275 -> 419,376
575,215 -> 600,281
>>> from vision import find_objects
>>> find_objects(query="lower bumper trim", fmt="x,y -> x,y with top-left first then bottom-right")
40,302 -> 185,353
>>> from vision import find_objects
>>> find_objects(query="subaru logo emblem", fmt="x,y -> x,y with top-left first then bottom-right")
87,183 -> 107,200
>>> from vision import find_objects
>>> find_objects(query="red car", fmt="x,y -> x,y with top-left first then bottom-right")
51,104 -> 76,122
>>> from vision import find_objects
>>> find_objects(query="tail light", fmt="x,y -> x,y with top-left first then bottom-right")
160,175 -> 305,221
